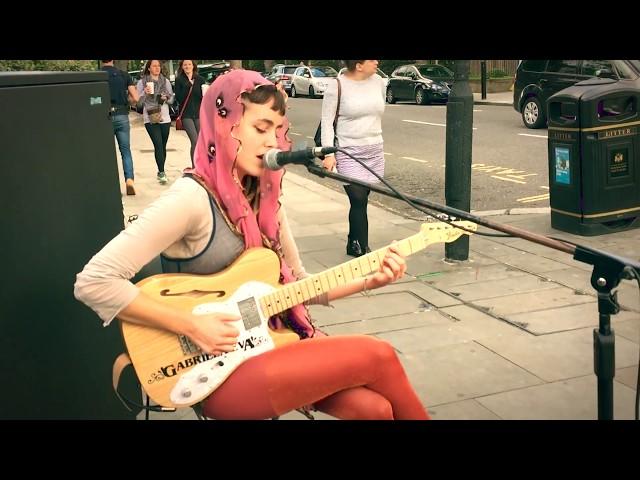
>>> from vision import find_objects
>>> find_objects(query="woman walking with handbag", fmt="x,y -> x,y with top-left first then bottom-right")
136,59 -> 175,185
175,60 -> 206,167
320,60 -> 386,257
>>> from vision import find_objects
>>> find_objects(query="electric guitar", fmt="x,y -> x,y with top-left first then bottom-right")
120,221 -> 477,408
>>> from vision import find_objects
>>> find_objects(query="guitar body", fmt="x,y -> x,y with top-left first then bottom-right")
119,221 -> 477,409
120,248 -> 300,408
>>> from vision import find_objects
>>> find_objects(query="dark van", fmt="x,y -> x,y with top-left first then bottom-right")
513,60 -> 640,128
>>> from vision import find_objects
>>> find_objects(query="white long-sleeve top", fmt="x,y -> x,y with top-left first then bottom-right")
320,73 -> 386,148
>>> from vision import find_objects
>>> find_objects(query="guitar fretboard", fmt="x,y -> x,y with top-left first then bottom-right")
258,231 -> 426,318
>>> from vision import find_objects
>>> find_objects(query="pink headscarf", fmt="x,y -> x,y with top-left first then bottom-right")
189,69 -> 315,338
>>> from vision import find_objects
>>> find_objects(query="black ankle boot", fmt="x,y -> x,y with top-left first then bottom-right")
346,239 -> 363,257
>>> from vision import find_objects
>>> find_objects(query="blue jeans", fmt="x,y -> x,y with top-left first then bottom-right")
112,114 -> 134,180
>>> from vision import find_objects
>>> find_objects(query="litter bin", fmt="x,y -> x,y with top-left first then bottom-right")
547,77 -> 640,235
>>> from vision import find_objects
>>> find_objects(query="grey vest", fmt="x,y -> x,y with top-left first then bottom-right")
160,179 -> 245,274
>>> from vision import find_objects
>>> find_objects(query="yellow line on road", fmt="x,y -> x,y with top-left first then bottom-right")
490,175 -> 526,184
401,156 -> 428,163
517,193 -> 550,202
519,196 -> 550,203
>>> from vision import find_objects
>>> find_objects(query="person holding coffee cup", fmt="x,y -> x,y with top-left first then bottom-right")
136,59 -> 175,185
174,60 -> 206,167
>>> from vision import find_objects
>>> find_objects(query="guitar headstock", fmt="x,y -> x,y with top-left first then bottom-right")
419,221 -> 477,246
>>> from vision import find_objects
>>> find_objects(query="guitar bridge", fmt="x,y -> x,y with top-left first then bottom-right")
178,335 -> 200,355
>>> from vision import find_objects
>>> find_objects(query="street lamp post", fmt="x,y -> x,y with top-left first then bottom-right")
481,60 -> 487,100
444,60 -> 474,261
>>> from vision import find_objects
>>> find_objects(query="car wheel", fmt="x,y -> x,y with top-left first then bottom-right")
309,85 -> 315,99
415,87 -> 428,105
290,85 -> 297,98
386,87 -> 396,104
521,96 -> 546,129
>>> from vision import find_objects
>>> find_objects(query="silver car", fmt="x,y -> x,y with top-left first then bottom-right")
266,64 -> 298,93
290,65 -> 338,98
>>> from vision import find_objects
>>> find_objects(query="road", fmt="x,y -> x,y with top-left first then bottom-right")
283,96 -> 550,217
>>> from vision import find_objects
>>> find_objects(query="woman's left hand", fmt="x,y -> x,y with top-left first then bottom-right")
366,242 -> 406,289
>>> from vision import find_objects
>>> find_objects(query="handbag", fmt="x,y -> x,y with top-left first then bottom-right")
147,106 -> 162,124
175,80 -> 194,131
313,78 -> 341,147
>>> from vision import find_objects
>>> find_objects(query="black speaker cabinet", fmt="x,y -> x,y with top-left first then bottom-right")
0,71 -> 139,418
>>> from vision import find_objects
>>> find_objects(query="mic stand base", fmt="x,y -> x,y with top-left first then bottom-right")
573,245 -> 630,420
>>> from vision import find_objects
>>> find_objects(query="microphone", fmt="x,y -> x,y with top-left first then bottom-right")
263,146 -> 338,170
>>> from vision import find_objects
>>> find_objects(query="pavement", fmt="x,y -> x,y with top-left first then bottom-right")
473,91 -> 513,107
117,111 -> 639,420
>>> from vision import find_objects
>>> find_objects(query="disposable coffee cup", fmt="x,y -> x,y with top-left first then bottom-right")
146,82 -> 154,95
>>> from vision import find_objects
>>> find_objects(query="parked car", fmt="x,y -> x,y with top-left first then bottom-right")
386,64 -> 451,105
514,59 -> 640,128
411,64 -> 454,88
197,61 -> 231,85
290,65 -> 338,98
266,64 -> 298,93
338,67 -> 389,87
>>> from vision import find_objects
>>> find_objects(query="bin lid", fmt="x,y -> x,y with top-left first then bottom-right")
0,71 -> 108,88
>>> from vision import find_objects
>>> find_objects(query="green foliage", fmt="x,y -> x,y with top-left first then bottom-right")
489,68 -> 508,78
0,60 -> 98,71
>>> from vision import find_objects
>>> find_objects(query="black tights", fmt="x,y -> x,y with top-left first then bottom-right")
344,184 -> 371,249
144,122 -> 171,173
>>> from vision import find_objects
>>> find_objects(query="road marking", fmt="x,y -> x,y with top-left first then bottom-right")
403,119 -> 478,130
490,175 -> 526,184
517,193 -> 551,202
473,109 -> 483,112
383,152 -> 393,156
403,119 -> 446,127
289,132 -> 302,136
540,186 -> 549,190
401,156 -> 428,163
472,163 -> 538,184
305,136 -> 314,139
518,133 -> 548,139
519,196 -> 550,203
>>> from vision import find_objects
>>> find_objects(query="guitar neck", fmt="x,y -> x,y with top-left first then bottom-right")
258,231 -> 427,318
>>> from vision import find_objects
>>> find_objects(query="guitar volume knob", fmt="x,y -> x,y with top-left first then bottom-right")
198,374 -> 209,383
181,388 -> 192,398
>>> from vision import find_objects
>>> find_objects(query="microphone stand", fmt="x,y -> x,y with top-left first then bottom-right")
305,162 -> 640,420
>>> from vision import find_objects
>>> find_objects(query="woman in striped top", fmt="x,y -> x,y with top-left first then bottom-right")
321,60 -> 387,257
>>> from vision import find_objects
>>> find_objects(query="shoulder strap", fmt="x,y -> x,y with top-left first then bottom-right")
185,173 -> 242,236
178,80 -> 194,118
333,78 -> 342,131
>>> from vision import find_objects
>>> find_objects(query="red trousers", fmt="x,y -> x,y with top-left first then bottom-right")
202,335 -> 430,420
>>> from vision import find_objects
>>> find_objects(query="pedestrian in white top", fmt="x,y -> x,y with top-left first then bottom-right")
320,60 -> 386,257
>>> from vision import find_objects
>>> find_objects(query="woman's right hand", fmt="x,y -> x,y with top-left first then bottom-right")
187,312 -> 241,356
322,154 -> 336,171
